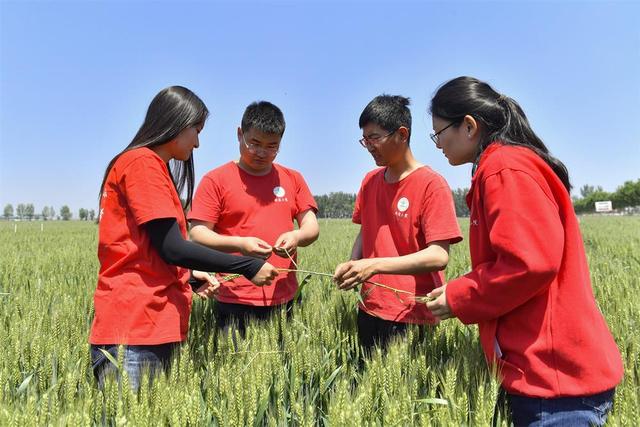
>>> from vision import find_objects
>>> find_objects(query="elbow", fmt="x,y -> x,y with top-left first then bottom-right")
189,226 -> 204,243
298,225 -> 320,247
159,245 -> 183,266
433,252 -> 449,271
528,262 -> 560,286
309,226 -> 320,244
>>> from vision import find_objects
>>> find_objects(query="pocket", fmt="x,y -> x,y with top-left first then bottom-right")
581,389 -> 615,418
90,345 -> 118,371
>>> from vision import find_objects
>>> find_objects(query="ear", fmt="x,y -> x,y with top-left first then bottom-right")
397,126 -> 410,144
463,115 -> 479,138
237,127 -> 243,142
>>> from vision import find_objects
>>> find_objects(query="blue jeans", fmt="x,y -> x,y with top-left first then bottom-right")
91,343 -> 178,391
507,388 -> 615,426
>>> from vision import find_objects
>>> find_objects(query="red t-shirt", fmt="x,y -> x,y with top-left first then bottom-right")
354,166 -> 462,324
90,148 -> 192,345
188,162 -> 317,306
446,143 -> 623,397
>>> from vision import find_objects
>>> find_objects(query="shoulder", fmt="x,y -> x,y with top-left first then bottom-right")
475,143 -> 561,203
477,143 -> 544,178
115,147 -> 165,171
202,161 -> 236,180
361,167 -> 385,187
273,163 -> 307,183
112,148 -> 169,185
412,166 -> 451,189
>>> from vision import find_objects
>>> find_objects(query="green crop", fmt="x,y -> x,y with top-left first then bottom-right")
0,216 -> 638,426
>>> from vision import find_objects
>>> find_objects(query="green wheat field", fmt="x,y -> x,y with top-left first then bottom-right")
0,217 -> 638,426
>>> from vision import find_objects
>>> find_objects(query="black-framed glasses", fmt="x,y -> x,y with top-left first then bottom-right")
242,134 -> 279,155
429,121 -> 459,144
359,128 -> 398,148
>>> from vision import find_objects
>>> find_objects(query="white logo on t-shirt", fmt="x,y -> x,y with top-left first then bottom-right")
273,186 -> 286,198
397,197 -> 410,212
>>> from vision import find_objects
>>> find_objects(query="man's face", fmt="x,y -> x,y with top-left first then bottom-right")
360,123 -> 403,167
237,127 -> 282,174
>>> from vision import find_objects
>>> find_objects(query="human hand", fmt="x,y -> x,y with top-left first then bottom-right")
240,237 -> 273,259
273,231 -> 299,258
250,262 -> 279,286
333,259 -> 378,290
425,285 -> 454,320
192,270 -> 220,299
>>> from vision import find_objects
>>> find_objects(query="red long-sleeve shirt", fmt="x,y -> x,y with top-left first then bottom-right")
446,143 -> 623,397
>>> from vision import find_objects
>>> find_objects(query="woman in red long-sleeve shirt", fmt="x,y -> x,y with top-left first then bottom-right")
425,76 -> 623,426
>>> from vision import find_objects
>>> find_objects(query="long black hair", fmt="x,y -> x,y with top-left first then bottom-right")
430,76 -> 571,192
99,86 -> 209,209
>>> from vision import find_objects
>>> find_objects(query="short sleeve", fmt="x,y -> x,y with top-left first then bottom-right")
188,174 -> 223,224
293,172 -> 318,215
120,156 -> 179,226
420,177 -> 463,244
352,183 -> 364,225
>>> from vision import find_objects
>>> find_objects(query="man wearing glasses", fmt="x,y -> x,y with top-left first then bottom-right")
189,101 -> 319,339
333,95 -> 462,352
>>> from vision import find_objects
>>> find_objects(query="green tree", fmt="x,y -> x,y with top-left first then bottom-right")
612,179 -> 640,209
3,204 -> 13,220
60,205 -> 72,221
49,206 -> 56,220
16,203 -> 26,220
315,192 -> 356,218
25,204 -> 35,220
452,188 -> 470,217
41,206 -> 50,221
89,209 -> 96,221
580,184 -> 596,198
573,189 -> 612,214
79,208 -> 88,221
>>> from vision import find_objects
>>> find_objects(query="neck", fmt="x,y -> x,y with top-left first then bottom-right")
385,148 -> 421,183
150,145 -> 172,163
236,158 -> 273,176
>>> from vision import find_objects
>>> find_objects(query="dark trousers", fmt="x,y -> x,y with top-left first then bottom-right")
215,300 -> 293,342
357,309 -> 410,353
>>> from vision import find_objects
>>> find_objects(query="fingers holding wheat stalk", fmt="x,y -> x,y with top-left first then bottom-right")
209,246 -> 435,304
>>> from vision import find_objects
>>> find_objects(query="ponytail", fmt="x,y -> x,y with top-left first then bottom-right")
430,77 -> 571,192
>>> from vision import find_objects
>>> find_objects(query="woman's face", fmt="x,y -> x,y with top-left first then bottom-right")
431,116 -> 478,166
170,125 -> 202,161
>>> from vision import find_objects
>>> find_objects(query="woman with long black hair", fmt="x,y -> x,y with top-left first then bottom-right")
425,76 -> 623,426
90,86 -> 279,390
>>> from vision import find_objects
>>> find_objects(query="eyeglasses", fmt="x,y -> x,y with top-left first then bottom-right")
429,121 -> 459,144
359,129 -> 397,148
242,134 -> 279,155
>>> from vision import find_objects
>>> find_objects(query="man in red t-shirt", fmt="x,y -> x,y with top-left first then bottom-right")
333,95 -> 462,352
189,101 -> 319,338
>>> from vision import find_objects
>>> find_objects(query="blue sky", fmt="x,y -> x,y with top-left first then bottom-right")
1,0 -> 639,215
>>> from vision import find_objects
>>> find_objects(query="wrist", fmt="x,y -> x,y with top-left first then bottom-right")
292,230 -> 302,245
236,236 -> 249,251
373,258 -> 389,275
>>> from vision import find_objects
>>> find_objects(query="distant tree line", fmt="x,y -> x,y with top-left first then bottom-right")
572,180 -> 640,214
314,192 -> 356,218
2,204 -> 95,221
315,190 -> 472,218
3,180 -> 638,222
314,179 -> 640,219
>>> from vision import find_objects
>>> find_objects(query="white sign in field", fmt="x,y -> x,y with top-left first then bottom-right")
595,201 -> 613,212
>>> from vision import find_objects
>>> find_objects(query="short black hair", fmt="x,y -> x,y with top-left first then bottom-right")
359,94 -> 412,142
241,101 -> 286,136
